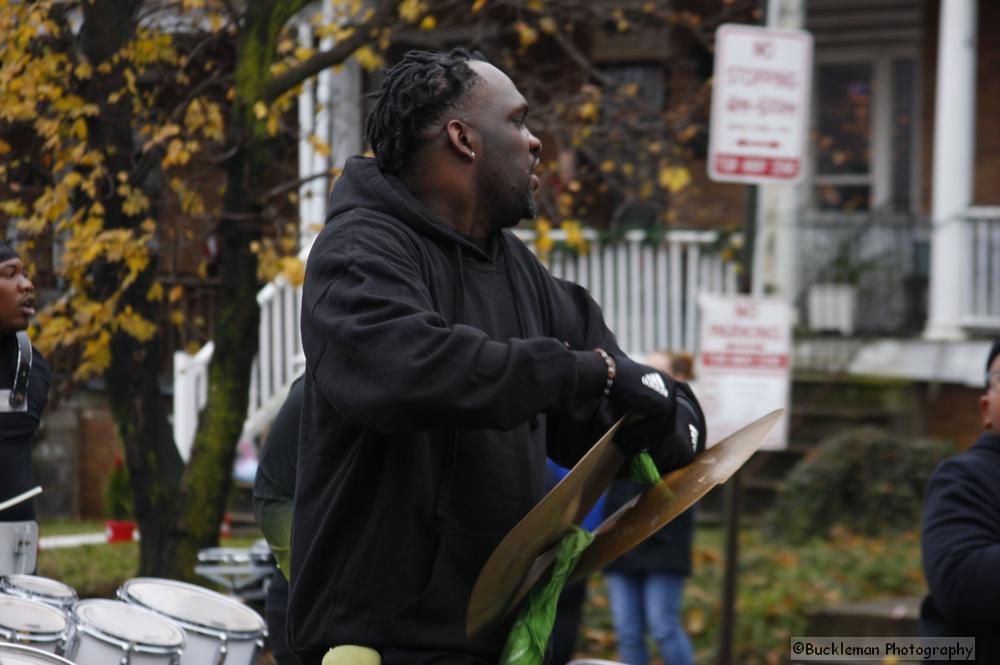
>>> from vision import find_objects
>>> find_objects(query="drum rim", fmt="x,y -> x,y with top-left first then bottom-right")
0,595 -> 70,635
119,577 -> 266,638
1,574 -> 78,604
0,641 -> 76,664
71,598 -> 186,652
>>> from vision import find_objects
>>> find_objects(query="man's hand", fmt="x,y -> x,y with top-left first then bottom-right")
611,364 -> 706,473
607,354 -> 677,418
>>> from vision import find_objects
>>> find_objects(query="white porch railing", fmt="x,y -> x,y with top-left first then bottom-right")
513,228 -> 738,354
172,228 -> 737,454
961,207 -> 1000,330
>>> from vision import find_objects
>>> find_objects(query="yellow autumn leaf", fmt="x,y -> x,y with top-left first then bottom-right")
118,307 -> 156,342
280,256 -> 305,286
420,15 -> 437,30
70,118 -> 88,140
353,46 -> 384,71
515,22 -> 538,48
538,16 -> 557,33
169,310 -> 185,327
578,101 -> 598,121
253,101 -> 268,120
471,0 -> 487,12
147,282 -> 164,301
398,0 -> 426,22
659,165 -> 691,193
535,234 -> 553,254
75,62 -> 93,80
117,185 -> 150,216
168,285 -> 184,303
685,606 -> 706,635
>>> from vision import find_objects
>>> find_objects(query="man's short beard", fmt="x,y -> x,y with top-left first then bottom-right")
478,139 -> 537,231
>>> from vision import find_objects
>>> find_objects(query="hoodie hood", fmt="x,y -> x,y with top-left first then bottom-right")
327,156 -> 494,261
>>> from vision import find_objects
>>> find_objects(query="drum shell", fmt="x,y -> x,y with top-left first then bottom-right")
65,599 -> 184,665
0,575 -> 78,613
0,643 -> 75,664
0,595 -> 69,654
119,577 -> 266,665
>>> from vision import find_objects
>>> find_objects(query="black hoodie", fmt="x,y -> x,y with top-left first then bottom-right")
289,157 -> 619,663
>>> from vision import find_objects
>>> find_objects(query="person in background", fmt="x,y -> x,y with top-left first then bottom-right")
0,238 -> 50,573
920,339 -> 1000,664
601,351 -> 701,665
253,375 -> 304,665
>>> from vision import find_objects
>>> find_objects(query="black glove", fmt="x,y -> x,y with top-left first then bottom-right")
616,381 -> 707,474
607,354 -> 677,418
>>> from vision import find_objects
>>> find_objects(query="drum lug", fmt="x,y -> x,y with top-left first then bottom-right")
121,640 -> 136,665
215,632 -> 229,665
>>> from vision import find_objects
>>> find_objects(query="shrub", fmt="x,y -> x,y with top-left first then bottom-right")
763,427 -> 953,543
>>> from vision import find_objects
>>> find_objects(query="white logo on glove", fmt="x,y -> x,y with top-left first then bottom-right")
689,424 -> 699,452
640,372 -> 670,399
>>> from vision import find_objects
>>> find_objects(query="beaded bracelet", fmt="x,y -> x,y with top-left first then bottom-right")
594,347 -> 616,396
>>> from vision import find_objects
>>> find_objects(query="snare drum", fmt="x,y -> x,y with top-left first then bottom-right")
0,595 -> 69,654
65,599 -> 185,665
1,575 -> 77,613
119,577 -> 266,665
0,643 -> 75,664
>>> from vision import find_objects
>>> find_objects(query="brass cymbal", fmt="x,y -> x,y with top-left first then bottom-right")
501,409 -> 784,615
570,408 -> 783,580
465,417 -> 627,640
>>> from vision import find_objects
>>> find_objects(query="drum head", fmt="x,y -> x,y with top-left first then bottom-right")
2,575 -> 77,604
0,643 -> 75,664
0,596 -> 66,633
74,599 -> 185,648
121,578 -> 264,635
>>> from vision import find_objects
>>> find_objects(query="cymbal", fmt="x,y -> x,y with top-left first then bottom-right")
465,417 -> 627,640
505,409 -> 784,610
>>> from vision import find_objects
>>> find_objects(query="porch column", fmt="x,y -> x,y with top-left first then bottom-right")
752,0 -> 805,307
925,0 -> 977,340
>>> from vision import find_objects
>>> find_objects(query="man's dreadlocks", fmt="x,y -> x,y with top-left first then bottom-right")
365,48 -> 485,174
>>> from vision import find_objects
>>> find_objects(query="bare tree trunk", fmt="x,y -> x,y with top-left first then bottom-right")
78,0 -> 186,575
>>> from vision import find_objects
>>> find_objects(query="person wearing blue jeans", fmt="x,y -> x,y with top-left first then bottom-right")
604,530 -> 695,665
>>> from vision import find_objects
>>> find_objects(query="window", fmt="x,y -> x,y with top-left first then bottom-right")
812,55 -> 918,213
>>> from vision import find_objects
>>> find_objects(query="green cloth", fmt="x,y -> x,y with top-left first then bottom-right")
498,451 -> 670,665
498,526 -> 594,665
254,496 -> 293,579
630,450 -> 661,485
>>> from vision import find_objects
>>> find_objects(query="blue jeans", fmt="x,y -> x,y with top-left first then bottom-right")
606,572 -> 694,665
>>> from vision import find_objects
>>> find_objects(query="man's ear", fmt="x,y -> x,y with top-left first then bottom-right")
981,394 -> 993,430
445,119 -> 476,162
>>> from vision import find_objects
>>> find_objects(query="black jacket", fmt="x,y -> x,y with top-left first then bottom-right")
289,157 -> 621,663
920,432 -> 1000,664
0,335 -> 50,522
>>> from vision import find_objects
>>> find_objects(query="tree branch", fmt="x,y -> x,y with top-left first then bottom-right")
253,167 -> 337,206
262,0 -> 400,102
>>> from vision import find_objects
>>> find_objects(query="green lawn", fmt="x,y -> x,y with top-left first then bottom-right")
576,526 -> 926,664
36,519 -> 264,598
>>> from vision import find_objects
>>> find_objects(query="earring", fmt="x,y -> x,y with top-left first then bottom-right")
468,151 -> 475,161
